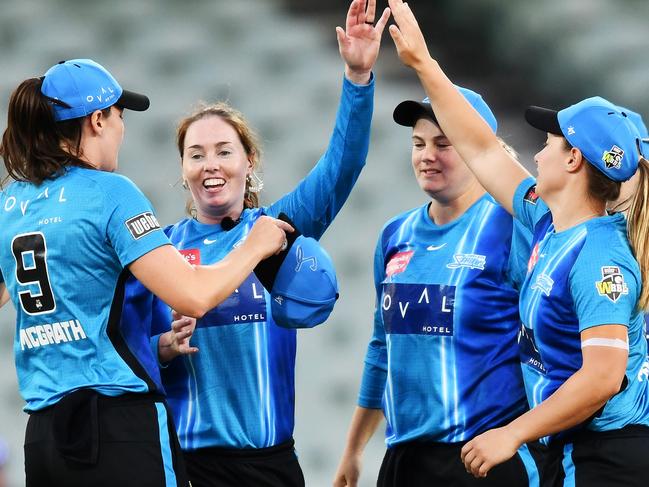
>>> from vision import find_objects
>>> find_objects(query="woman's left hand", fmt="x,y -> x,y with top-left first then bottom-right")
460,426 -> 521,478
337,0 -> 391,84
158,310 -> 199,363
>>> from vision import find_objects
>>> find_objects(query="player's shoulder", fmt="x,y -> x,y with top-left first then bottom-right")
381,206 -> 422,235
582,214 -> 631,252
577,214 -> 639,271
73,167 -> 140,193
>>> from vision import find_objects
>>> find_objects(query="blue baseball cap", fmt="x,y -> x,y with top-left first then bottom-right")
525,97 -> 642,182
619,107 -> 649,158
393,86 -> 498,133
269,235 -> 338,329
253,214 -> 338,329
41,59 -> 149,121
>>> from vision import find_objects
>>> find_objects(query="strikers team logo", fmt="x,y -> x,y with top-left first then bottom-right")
531,273 -> 554,296
595,266 -> 629,303
446,253 -> 486,271
602,145 -> 624,170
125,212 -> 161,240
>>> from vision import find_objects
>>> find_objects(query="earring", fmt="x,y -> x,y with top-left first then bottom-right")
246,172 -> 264,193
182,180 -> 188,190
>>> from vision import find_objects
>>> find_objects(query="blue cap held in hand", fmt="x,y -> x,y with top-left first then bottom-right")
525,97 -> 642,182
253,213 -> 338,329
393,85 -> 498,134
41,59 -> 149,121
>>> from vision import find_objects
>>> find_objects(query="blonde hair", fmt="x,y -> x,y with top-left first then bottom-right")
626,158 -> 649,310
176,102 -> 262,212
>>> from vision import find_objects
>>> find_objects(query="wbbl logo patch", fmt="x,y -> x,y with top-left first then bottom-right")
125,212 -> 161,240
595,266 -> 629,303
602,145 -> 624,170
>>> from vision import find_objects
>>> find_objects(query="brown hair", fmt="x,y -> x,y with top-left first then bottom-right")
562,138 -> 621,203
625,158 -> 649,310
0,77 -> 99,185
176,102 -> 262,212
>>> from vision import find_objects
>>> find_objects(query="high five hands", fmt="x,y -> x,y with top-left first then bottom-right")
387,0 -> 434,71
337,0 -> 391,84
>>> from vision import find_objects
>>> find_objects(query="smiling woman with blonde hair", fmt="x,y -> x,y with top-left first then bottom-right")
121,1 -> 391,485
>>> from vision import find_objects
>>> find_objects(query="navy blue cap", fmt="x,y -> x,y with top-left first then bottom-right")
253,214 -> 338,329
41,59 -> 149,121
393,86 -> 498,133
526,97 -> 642,182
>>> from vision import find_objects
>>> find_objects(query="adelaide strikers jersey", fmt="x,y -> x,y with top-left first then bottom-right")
359,194 -> 532,446
122,74 -> 374,450
0,166 -> 170,411
513,177 -> 649,444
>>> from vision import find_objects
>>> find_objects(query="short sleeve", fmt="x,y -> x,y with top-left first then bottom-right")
507,218 -> 533,290
103,177 -> 171,267
512,177 -> 550,232
570,233 -> 640,332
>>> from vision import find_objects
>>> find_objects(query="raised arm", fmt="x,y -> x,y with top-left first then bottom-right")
269,0 -> 390,238
387,0 -> 530,214
337,0 -> 391,85
130,216 -> 290,318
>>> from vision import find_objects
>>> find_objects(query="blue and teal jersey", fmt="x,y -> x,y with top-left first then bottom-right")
122,74 -> 374,450
513,177 -> 649,444
0,166 -> 170,411
359,194 -> 532,446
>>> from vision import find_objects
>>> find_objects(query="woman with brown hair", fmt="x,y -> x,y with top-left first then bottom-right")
0,59 -> 289,486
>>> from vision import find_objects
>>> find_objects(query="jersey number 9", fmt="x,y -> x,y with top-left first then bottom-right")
11,232 -> 56,315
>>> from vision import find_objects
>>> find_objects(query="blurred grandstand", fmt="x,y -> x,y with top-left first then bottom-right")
0,0 -> 647,485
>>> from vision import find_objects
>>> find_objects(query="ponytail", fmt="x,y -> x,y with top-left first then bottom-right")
0,77 -> 91,185
626,158 -> 649,311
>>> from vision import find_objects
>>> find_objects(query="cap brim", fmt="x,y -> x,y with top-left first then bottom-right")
116,89 -> 150,112
393,100 -> 437,127
525,106 -> 562,135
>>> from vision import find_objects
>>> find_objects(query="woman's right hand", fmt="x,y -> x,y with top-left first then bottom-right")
333,450 -> 363,487
245,216 -> 294,260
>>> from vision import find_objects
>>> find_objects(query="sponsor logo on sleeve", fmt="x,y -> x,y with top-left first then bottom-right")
602,145 -> 624,170
595,266 -> 629,302
179,248 -> 201,265
125,212 -> 161,240
524,185 -> 539,205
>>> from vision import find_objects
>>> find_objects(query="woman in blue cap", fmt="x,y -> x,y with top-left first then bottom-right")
0,59 -> 289,486
120,1 -> 390,486
333,87 -> 542,486
387,0 -> 649,485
